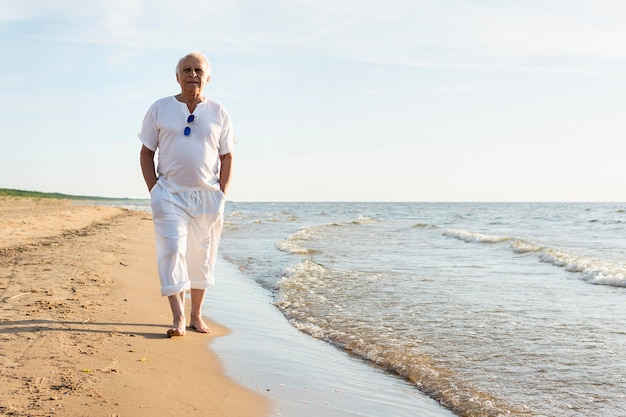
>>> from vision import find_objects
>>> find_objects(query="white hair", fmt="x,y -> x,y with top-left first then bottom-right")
176,51 -> 211,76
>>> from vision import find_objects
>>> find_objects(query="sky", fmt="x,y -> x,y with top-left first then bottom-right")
0,0 -> 624,202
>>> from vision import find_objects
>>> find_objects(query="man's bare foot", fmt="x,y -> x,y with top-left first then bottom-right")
189,314 -> 211,334
167,314 -> 186,337
167,327 -> 186,337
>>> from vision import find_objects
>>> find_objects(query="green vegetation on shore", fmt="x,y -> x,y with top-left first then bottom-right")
0,188 -> 125,201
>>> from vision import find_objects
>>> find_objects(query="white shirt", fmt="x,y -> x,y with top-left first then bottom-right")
139,96 -> 236,192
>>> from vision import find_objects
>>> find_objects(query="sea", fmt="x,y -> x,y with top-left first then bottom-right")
110,201 -> 626,417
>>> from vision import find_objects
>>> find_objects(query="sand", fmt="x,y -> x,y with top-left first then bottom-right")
0,197 -> 270,417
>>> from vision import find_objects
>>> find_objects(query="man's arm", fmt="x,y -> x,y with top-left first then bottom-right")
140,145 -> 158,191
219,152 -> 233,195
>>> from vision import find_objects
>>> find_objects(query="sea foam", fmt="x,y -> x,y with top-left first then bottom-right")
444,228 -> 626,287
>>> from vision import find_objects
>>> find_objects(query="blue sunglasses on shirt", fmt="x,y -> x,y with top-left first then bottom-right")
184,115 -> 195,136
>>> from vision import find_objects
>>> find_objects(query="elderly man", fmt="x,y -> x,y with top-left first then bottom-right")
139,51 -> 235,337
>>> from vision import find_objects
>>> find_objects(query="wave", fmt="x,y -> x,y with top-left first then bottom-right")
444,228 -> 626,287
226,209 -> 299,225
351,214 -> 379,225
413,223 -> 437,229
275,227 -> 317,255
275,239 -> 317,255
538,247 -> 626,286
275,260 -> 524,417
443,229 -> 511,244
275,215 -> 379,256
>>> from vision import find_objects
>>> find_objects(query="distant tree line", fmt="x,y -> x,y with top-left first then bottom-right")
0,188 -> 120,201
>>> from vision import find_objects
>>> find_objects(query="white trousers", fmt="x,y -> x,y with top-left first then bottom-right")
150,183 -> 226,296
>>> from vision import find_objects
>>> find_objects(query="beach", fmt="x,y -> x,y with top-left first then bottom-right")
0,198 -> 270,417
4,198 -> 624,417
0,198 -> 457,417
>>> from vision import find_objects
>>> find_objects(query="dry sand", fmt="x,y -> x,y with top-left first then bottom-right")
0,197 -> 270,417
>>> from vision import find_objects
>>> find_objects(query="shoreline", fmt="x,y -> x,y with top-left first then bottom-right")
206,258 -> 456,417
0,198 -> 270,417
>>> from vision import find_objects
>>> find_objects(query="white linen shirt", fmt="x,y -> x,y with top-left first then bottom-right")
139,96 -> 236,193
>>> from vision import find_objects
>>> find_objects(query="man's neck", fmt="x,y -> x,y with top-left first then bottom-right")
177,92 -> 205,104
176,92 -> 205,113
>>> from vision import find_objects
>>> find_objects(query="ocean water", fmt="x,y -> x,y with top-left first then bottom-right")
113,201 -> 626,416
219,202 -> 626,417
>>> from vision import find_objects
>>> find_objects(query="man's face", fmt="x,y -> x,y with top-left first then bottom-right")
176,56 -> 210,94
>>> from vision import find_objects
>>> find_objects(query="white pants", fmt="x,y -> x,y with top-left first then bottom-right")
150,183 -> 226,296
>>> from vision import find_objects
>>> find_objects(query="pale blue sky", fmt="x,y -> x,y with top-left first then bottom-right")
0,0 -> 624,201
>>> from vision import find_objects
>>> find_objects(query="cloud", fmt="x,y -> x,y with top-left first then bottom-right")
317,2 -> 626,72
289,15 -> 364,44
5,0 -> 626,72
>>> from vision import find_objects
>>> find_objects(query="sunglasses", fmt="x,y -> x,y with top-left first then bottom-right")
184,115 -> 195,136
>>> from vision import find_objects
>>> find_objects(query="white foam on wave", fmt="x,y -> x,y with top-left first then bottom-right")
328,215 -> 380,227
275,260 -> 330,311
443,229 -> 511,243
276,214 -> 379,256
510,240 -> 543,253
275,239 -> 317,255
275,227 -> 317,255
444,229 -> 626,287
353,215 -> 379,225
538,248 -> 626,286
274,259 -> 517,416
